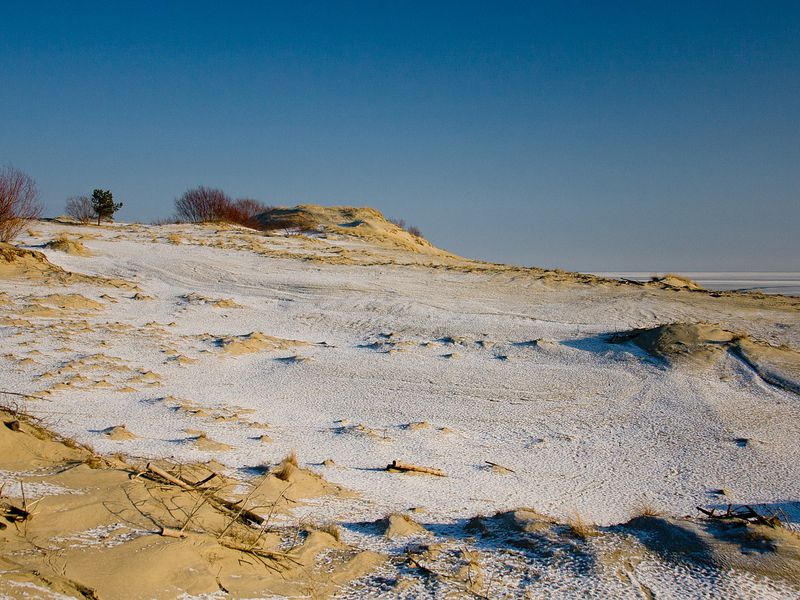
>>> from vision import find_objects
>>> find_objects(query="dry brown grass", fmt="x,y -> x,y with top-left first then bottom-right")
567,512 -> 596,539
272,450 -> 299,481
634,501 -> 661,517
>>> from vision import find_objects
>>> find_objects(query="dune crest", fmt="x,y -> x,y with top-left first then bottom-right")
0,242 -> 134,288
609,322 -> 800,392
45,235 -> 92,256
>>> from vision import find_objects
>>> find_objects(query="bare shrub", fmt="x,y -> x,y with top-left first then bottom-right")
218,198 -> 271,228
0,166 -> 42,242
173,188 -> 271,228
174,186 -> 231,223
151,216 -> 181,225
233,198 -> 270,220
388,217 -> 424,239
406,224 -> 423,238
65,195 -> 94,223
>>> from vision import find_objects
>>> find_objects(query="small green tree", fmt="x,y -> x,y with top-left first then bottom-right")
91,189 -> 122,225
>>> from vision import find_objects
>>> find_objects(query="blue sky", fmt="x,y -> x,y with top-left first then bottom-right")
1,1 -> 798,271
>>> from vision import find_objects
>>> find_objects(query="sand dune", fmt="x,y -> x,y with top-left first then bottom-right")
1,217 -> 799,597
609,322 -> 800,392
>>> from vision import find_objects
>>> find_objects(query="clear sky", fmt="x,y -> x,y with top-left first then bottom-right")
1,1 -> 798,271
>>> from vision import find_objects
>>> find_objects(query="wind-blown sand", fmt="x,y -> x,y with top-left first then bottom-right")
1,209 -> 799,597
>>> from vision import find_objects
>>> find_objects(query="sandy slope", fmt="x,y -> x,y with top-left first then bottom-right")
1,211 -> 799,597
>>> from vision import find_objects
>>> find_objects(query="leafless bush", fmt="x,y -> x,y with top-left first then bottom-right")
218,198 -> 271,228
65,195 -> 94,223
233,198 -> 270,219
151,216 -> 182,225
406,224 -> 423,238
174,188 -> 271,228
388,217 -> 424,239
0,166 -> 42,242
174,186 -> 231,223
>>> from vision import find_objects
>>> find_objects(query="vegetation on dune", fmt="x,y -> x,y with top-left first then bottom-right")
64,195 -> 94,223
174,186 -> 271,228
91,189 -> 123,225
388,217 -> 424,239
0,165 -> 42,242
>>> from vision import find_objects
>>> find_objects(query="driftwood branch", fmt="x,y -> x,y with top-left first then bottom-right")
159,526 -> 187,538
387,460 -> 446,477
484,460 -> 515,473
697,504 -> 781,527
144,463 -> 266,526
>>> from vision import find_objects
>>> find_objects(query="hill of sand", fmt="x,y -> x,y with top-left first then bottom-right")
0,242 -> 134,288
45,234 -> 93,256
254,205 -> 449,256
651,273 -> 703,290
0,407 -> 381,599
609,322 -> 800,393
1,217 -> 799,597
0,242 -> 74,280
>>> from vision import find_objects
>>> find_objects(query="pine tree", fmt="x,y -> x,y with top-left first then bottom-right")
91,189 -> 122,225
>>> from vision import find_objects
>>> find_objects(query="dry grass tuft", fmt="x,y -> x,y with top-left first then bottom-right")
272,450 -> 299,481
567,512 -> 596,539
634,501 -> 661,517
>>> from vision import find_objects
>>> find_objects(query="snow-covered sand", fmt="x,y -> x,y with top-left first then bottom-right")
595,271 -> 800,295
2,216 -> 799,597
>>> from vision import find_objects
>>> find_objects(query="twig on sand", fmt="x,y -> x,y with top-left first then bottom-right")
696,504 -> 781,527
386,460 -> 446,477
484,460 -> 515,473
159,526 -> 187,538
143,463 -> 266,526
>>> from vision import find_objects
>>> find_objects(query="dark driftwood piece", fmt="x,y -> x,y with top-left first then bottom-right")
387,460 -> 446,477
697,504 -> 781,527
144,463 -> 265,526
485,460 -> 515,473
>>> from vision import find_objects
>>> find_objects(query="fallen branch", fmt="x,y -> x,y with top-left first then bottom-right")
159,526 -> 187,538
620,278 -> 645,286
696,504 -> 781,527
146,463 -> 194,491
387,460 -> 446,477
484,460 -> 515,473
0,390 -> 48,400
144,463 -> 266,526
1,502 -> 32,522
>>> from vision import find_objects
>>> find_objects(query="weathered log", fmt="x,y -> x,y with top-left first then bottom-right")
146,463 -> 194,491
485,460 -> 515,473
159,526 -> 187,538
1,503 -> 31,522
387,460 -> 446,477
144,463 -> 265,526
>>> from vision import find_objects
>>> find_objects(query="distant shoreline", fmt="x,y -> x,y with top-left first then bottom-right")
591,272 -> 800,295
